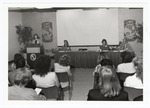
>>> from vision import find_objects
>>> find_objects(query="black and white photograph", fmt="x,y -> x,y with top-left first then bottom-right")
1,0 -> 150,108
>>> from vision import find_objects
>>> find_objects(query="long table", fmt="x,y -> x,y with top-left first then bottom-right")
54,51 -> 122,68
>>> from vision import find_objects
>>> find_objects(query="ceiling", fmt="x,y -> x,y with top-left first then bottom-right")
9,7 -> 143,12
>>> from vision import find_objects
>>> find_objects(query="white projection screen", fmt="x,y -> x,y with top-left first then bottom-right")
56,8 -> 119,46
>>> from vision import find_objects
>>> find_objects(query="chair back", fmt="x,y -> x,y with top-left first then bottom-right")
117,73 -> 134,83
56,72 -> 72,100
93,73 -> 99,89
124,87 -> 143,101
56,72 -> 69,82
40,86 -> 59,100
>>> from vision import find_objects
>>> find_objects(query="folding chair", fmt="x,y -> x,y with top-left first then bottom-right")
40,86 -> 59,100
56,72 -> 72,100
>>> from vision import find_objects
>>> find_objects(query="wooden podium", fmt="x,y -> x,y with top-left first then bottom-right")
26,44 -> 41,69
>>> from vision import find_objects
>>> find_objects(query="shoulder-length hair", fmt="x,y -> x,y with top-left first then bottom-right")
59,54 -> 71,66
98,66 -> 122,97
33,34 -> 40,40
34,55 -> 51,77
64,40 -> 69,47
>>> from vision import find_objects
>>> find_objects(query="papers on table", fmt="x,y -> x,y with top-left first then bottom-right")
35,88 -> 42,94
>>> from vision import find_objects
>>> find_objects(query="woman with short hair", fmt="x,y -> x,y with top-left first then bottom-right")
54,54 -> 72,76
8,68 -> 45,100
88,66 -> 128,101
100,39 -> 110,51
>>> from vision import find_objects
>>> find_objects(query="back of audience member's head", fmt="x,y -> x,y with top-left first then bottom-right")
13,53 -> 25,69
14,68 -> 32,87
14,53 -> 23,61
59,54 -> 71,66
97,52 -> 109,64
98,66 -> 121,97
34,55 -> 51,77
122,52 -> 134,63
100,59 -> 113,67
121,51 -> 133,63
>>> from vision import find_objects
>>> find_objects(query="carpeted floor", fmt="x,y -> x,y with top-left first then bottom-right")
63,68 -> 94,100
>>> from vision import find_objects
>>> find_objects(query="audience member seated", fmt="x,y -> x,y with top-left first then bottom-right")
60,40 -> 71,52
33,55 -> 59,88
93,58 -> 114,89
120,51 -> 135,63
87,66 -> 128,101
93,58 -> 114,75
124,57 -> 143,89
8,68 -> 46,100
54,54 -> 72,76
117,52 -> 135,74
9,53 -> 36,89
9,53 -> 26,85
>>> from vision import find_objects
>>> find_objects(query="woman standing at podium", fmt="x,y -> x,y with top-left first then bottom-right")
61,40 -> 71,52
32,34 -> 40,44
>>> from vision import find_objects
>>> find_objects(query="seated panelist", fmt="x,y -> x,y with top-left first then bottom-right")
100,39 -> 110,51
60,40 -> 71,52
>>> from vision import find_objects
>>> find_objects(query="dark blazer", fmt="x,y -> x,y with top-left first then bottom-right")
87,89 -> 129,101
100,45 -> 110,51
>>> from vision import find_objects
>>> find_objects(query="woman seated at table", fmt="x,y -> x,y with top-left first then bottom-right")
100,39 -> 110,51
60,40 -> 71,52
87,66 -> 128,101
118,38 -> 133,52
124,57 -> 143,89
33,55 -> 59,88
8,68 -> 46,100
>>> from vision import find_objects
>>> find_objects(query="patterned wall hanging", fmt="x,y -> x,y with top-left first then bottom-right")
124,19 -> 137,42
42,22 -> 53,43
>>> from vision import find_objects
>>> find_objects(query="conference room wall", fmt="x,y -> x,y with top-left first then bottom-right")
118,8 -> 143,41
8,12 -> 23,61
8,9 -> 143,61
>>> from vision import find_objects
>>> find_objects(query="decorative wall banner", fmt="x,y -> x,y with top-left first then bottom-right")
124,19 -> 137,42
42,22 -> 53,43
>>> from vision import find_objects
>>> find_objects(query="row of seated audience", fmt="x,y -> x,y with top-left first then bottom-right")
8,53 -> 71,100
88,51 -> 143,101
8,51 -> 143,101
